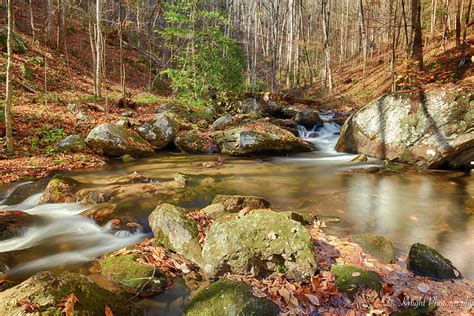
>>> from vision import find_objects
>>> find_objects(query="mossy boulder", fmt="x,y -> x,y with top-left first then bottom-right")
184,279 -> 278,316
212,194 -> 270,213
202,210 -> 317,282
0,27 -> 28,54
174,130 -> 219,154
57,134 -> 85,152
85,123 -> 154,157
215,122 -> 315,156
407,243 -> 462,280
331,265 -> 383,298
76,188 -> 111,204
38,175 -> 80,204
0,271 -> 141,315
137,112 -> 179,149
351,233 -> 396,264
211,114 -> 234,131
234,98 -> 265,116
148,203 -> 203,266
100,253 -> 169,296
201,203 -> 227,220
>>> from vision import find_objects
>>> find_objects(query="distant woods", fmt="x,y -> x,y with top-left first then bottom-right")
6,0 -> 474,96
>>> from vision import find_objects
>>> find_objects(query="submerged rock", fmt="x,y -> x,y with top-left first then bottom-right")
76,188 -> 111,204
100,253 -> 168,296
331,265 -> 383,298
57,134 -> 85,152
137,113 -> 179,149
148,203 -> 203,266
38,175 -> 80,204
202,210 -> 317,281
184,279 -> 278,316
86,123 -> 154,157
336,88 -> 474,169
174,130 -> 219,154
212,194 -> 270,213
215,122 -> 315,156
407,243 -> 462,280
351,233 -> 395,264
0,271 -> 141,315
0,210 -> 38,241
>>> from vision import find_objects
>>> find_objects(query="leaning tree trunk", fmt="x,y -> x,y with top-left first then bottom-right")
5,0 -> 14,153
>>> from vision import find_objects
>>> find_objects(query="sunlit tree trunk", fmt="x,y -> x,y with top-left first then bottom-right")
5,0 -> 14,153
411,0 -> 424,71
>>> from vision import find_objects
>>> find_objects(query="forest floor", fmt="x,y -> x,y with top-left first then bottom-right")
0,2 -> 473,184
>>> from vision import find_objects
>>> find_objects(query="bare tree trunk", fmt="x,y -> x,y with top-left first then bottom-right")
358,0 -> 368,86
462,0 -> 473,56
118,1 -> 126,97
46,0 -> 52,46
411,0 -> 424,71
95,0 -> 102,97
28,0 -> 35,40
5,0 -> 14,153
456,0 -> 462,48
430,0 -> 438,37
322,0 -> 333,92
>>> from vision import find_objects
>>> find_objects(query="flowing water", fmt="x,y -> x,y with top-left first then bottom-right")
0,116 -> 473,314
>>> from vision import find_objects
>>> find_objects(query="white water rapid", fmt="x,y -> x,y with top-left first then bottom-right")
0,193 -> 147,277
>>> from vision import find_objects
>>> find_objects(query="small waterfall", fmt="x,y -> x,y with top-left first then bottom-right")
297,122 -> 341,154
0,194 -> 147,276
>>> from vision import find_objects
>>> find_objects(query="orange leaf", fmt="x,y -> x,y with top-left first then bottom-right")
105,305 -> 114,316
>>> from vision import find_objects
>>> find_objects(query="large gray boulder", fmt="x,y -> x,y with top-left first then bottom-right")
0,271 -> 141,315
85,123 -> 154,157
215,122 -> 315,156
202,210 -> 317,282
148,203 -> 203,266
336,88 -> 473,169
137,113 -> 179,149
184,279 -> 278,316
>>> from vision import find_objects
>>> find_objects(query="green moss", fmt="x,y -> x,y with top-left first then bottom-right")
351,233 -> 395,264
184,279 -> 278,316
100,253 -> 168,294
331,265 -> 383,298
407,243 -> 461,280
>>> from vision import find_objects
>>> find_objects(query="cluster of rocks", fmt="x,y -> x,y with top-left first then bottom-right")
58,97 -> 323,160
0,189 -> 465,314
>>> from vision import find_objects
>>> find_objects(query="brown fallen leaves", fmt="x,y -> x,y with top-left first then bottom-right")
185,210 -> 214,246
55,293 -> 79,316
17,298 -> 40,313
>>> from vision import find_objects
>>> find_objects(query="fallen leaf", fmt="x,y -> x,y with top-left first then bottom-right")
105,305 -> 113,316
17,298 -> 40,313
417,283 -> 430,293
352,272 -> 361,277
55,292 -> 79,316
304,293 -> 320,306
